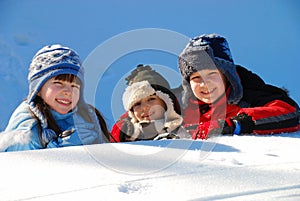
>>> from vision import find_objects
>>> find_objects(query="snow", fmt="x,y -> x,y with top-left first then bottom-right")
1,133 -> 300,200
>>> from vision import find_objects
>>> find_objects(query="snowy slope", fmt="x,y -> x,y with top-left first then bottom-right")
1,132 -> 300,201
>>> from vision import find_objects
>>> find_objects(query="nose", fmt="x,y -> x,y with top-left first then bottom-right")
199,81 -> 206,87
62,86 -> 72,96
140,102 -> 151,112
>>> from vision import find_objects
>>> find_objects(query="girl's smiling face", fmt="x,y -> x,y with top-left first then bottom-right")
132,94 -> 167,122
38,76 -> 81,114
189,69 -> 226,104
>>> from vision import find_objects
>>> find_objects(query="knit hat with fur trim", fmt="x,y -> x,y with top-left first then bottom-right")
27,44 -> 84,103
125,64 -> 170,89
178,34 -> 243,106
122,81 -> 182,132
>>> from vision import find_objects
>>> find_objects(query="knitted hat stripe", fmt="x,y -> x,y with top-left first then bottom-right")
28,67 -> 84,103
29,63 -> 83,81
34,47 -> 72,57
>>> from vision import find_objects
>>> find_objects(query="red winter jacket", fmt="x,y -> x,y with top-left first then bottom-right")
183,66 -> 300,138
110,113 -> 129,142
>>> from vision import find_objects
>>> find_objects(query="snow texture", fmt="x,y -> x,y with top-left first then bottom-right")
0,133 -> 300,201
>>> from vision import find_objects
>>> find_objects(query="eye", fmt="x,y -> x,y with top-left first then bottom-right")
71,84 -> 80,89
190,75 -> 202,82
53,81 -> 63,86
132,101 -> 141,109
148,97 -> 157,102
208,72 -> 218,76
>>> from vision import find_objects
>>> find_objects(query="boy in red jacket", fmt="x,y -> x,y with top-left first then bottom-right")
178,34 -> 300,139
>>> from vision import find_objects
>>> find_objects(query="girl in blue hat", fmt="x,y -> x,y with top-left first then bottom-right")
1,44 -> 109,152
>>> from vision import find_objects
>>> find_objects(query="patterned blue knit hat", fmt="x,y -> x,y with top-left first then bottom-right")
178,34 -> 243,106
27,44 -> 84,103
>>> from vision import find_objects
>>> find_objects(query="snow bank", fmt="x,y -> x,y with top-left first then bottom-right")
1,132 -> 300,201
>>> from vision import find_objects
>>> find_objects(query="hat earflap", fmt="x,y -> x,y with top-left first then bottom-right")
214,58 -> 243,104
181,79 -> 194,109
154,90 -> 183,133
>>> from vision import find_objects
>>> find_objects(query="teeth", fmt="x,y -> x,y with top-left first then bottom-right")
57,99 -> 70,104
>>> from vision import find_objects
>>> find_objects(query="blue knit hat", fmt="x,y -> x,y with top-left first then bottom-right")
178,34 -> 243,106
27,44 -> 84,103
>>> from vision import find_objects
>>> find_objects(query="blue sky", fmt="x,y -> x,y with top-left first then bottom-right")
0,0 -> 299,129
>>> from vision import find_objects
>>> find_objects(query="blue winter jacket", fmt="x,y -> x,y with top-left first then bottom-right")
3,101 -> 105,152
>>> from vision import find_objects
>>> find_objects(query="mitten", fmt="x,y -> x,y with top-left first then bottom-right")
41,129 -> 58,147
56,122 -> 100,147
119,119 -> 135,142
46,128 -> 76,148
218,113 -> 254,135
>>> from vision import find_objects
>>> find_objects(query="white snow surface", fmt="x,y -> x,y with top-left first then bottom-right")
1,132 -> 300,201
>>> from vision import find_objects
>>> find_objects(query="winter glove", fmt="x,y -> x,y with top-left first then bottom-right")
192,113 -> 254,139
230,113 -> 255,134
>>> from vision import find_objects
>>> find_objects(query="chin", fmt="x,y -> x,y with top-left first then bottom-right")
200,98 -> 212,104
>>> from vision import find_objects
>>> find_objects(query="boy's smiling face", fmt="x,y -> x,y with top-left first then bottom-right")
189,69 -> 226,104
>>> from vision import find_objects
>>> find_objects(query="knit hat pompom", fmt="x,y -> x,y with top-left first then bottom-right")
125,64 -> 170,89
27,44 -> 84,103
178,34 -> 243,106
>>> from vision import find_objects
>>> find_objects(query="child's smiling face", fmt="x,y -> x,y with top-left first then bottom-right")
38,77 -> 80,114
189,69 -> 226,104
132,94 -> 167,122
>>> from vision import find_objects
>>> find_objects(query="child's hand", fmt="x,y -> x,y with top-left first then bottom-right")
230,113 -> 254,134
192,113 -> 254,139
58,128 -> 75,138
41,129 -> 57,146
192,120 -> 226,139
57,123 -> 99,146
153,133 -> 179,140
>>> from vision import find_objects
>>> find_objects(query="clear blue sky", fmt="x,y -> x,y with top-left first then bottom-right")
0,0 -> 299,128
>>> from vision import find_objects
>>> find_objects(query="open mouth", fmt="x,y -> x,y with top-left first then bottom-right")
141,112 -> 154,119
201,88 -> 216,95
56,98 -> 71,105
